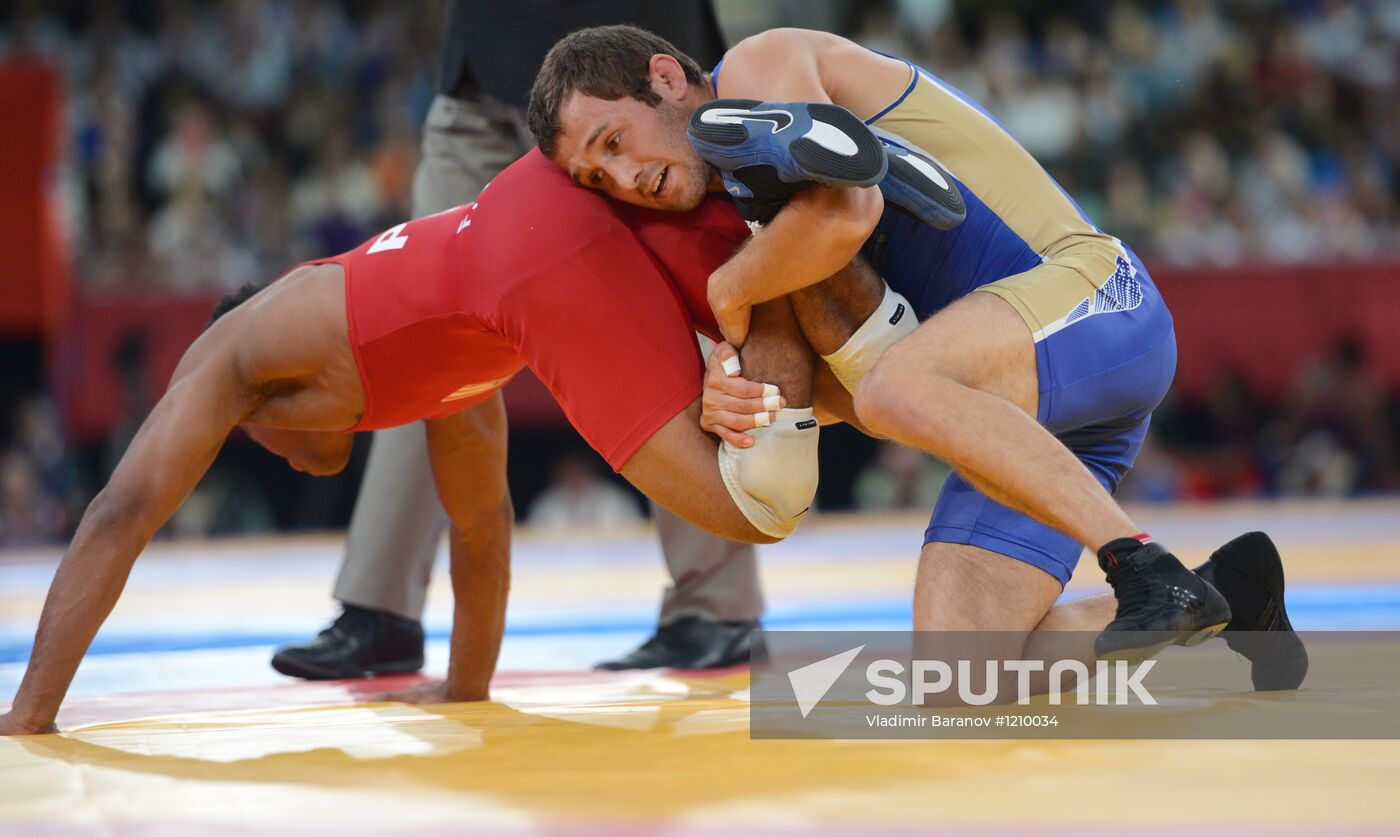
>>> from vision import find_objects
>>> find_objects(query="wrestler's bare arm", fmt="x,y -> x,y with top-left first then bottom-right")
0,341 -> 253,735
405,393 -> 514,703
705,29 -> 909,344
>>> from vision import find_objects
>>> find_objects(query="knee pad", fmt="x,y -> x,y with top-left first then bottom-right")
717,407 -> 820,539
822,285 -> 919,394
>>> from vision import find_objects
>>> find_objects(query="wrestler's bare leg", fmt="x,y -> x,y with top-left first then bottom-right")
856,293 -> 1138,554
738,296 -> 815,408
789,259 -> 886,356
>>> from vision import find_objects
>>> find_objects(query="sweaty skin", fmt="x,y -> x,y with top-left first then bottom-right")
0,261 -> 773,736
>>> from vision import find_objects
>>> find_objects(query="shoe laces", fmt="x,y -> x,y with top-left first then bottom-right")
1106,563 -> 1161,616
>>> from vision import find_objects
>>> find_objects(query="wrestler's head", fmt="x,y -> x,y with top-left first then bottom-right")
529,25 -> 717,211
208,283 -> 353,477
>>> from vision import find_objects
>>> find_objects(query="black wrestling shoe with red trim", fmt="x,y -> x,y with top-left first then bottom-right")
1195,531 -> 1308,691
1094,536 -> 1232,663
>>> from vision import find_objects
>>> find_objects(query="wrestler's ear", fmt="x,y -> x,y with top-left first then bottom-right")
647,53 -> 689,99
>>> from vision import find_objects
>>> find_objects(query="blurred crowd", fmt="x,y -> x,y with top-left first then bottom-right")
3,0 -> 438,293
1,0 -> 1393,295
859,0 -> 1400,266
1122,339 -> 1400,501
0,0 -> 1397,544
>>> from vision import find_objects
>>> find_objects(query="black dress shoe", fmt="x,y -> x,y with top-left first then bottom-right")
1195,532 -> 1309,691
271,604 -> 425,680
595,616 -> 761,671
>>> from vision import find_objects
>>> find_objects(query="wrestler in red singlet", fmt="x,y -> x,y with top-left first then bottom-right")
309,149 -> 749,469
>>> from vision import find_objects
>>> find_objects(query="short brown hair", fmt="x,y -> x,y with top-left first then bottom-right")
528,25 -> 705,158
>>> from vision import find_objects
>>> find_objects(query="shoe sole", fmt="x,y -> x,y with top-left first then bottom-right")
596,644 -> 755,672
594,623 -> 760,671
690,99 -> 887,187
271,654 -> 424,681
1096,621 -> 1230,665
880,147 -> 967,229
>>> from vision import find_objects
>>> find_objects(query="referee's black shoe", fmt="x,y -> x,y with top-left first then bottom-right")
271,604 -> 425,680
1094,537 -> 1232,663
1195,531 -> 1309,691
595,616 -> 760,671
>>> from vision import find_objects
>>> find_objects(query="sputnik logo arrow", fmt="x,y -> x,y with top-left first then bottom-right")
787,645 -> 865,718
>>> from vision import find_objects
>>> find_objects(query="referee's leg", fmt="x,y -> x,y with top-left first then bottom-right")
598,336 -> 765,671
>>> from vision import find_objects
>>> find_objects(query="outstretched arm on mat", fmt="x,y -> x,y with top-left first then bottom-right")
376,394 -> 514,705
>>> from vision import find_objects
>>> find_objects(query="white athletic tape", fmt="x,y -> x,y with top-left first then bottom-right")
718,407 -> 820,539
722,356 -> 742,376
821,285 -> 918,394
754,411 -> 771,428
763,394 -> 782,411
762,383 -> 779,397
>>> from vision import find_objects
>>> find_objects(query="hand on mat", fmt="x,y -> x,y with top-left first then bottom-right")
702,342 -> 783,448
374,679 -> 483,705
0,711 -> 58,736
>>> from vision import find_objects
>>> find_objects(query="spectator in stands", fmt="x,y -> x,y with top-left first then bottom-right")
0,451 -> 65,546
1275,340 -> 1397,494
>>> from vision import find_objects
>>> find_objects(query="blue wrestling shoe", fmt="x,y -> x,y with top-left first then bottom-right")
717,164 -> 809,224
690,98 -> 967,230
689,98 -> 888,191
879,143 -> 966,230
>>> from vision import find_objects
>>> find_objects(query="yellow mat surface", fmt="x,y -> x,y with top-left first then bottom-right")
2,668 -> 1398,834
4,500 -> 1400,834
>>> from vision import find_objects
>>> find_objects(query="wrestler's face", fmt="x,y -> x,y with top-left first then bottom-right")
243,425 -> 352,476
554,85 -> 716,211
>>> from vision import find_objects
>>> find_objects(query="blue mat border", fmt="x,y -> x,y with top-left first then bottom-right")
3,585 -> 1399,663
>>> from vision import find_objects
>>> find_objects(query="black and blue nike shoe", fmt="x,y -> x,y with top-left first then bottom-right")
689,98 -> 965,230
689,98 -> 888,191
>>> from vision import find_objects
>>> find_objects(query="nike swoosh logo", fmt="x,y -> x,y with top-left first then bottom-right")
699,108 -> 794,133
